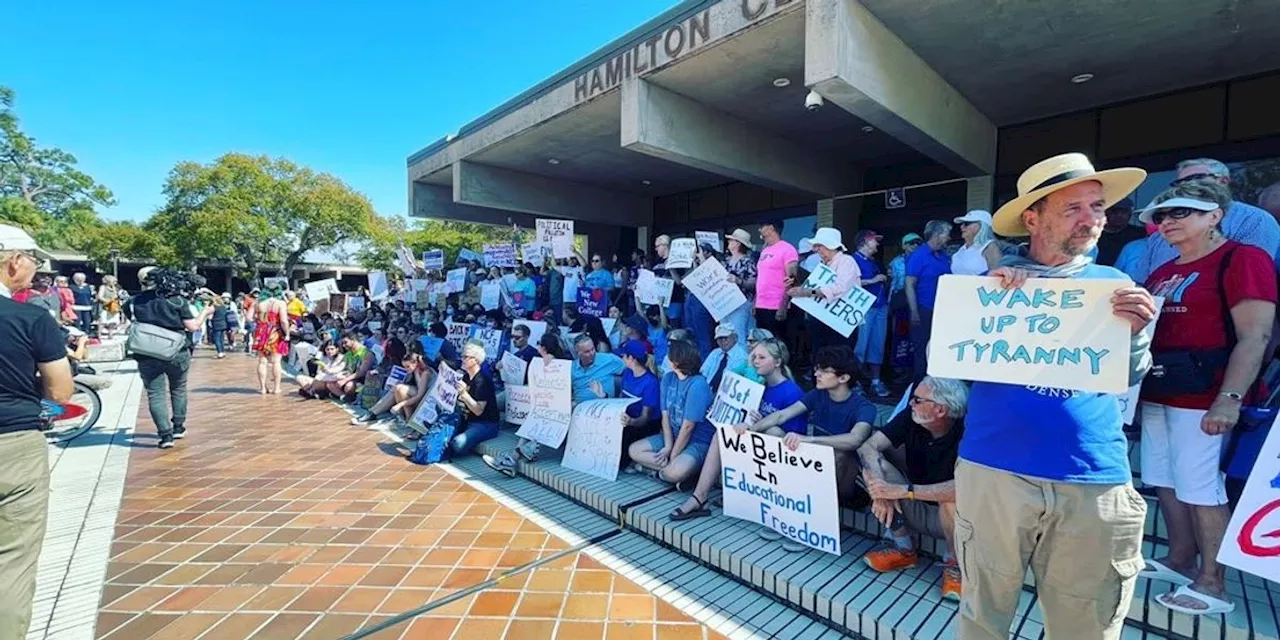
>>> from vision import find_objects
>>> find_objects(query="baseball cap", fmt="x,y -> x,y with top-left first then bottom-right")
623,315 -> 648,336
854,230 -> 883,246
1137,197 -> 1219,225
900,233 -> 923,246
953,209 -> 993,225
617,339 -> 648,361
714,323 -> 737,339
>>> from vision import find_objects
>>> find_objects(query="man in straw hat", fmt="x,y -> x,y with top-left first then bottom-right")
955,153 -> 1157,639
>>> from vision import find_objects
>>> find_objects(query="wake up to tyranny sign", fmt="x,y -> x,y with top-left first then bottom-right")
926,275 -> 1132,394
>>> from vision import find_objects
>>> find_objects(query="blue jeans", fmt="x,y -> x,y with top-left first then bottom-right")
451,420 -> 499,455
211,328 -> 226,355
723,303 -> 751,347
854,305 -> 888,367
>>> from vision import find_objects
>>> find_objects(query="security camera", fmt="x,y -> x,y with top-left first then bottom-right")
805,90 -> 824,111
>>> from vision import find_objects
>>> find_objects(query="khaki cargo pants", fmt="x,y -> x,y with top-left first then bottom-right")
954,460 -> 1147,640
0,430 -> 51,639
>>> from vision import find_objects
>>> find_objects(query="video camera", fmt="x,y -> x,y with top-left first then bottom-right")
146,268 -> 207,299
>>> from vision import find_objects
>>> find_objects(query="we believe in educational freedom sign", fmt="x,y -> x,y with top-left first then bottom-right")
927,275 -> 1132,394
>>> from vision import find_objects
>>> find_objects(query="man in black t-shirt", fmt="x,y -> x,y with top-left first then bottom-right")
0,226 -> 74,640
450,341 -> 500,456
856,376 -> 967,602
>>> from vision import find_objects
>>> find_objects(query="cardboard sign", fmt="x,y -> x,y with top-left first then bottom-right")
432,362 -> 461,412
718,428 -> 842,555
521,242 -> 550,265
537,218 -> 575,259
469,326 -> 504,362
445,268 -> 468,294
408,377 -> 439,434
484,244 -> 517,268
577,287 -> 608,318
696,230 -> 723,253
423,249 -> 445,271
666,238 -> 696,270
1119,295 -> 1164,426
790,264 -> 876,337
515,358 -> 573,448
303,278 -> 340,305
707,371 -> 765,429
457,248 -> 482,266
480,282 -> 501,311
444,321 -> 472,353
383,365 -> 409,391
1218,423 -> 1280,582
501,351 -> 529,385
562,398 -> 638,482
927,275 -> 1133,394
348,296 -> 366,313
505,385 -> 532,425
684,257 -> 748,322
635,269 -> 674,308
328,293 -> 348,315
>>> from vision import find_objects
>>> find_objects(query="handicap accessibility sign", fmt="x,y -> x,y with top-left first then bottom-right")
885,187 -> 906,210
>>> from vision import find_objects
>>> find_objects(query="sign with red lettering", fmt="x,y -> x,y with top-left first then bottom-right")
1219,424 -> 1280,580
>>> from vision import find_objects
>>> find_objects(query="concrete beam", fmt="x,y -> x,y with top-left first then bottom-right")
452,161 -> 652,228
411,181 -> 537,228
621,77 -> 850,197
805,0 -> 996,176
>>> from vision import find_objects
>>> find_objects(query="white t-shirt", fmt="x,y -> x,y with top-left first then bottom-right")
951,240 -> 993,276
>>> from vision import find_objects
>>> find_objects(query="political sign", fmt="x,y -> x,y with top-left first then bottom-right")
469,325 -> 504,362
790,264 -> 876,337
407,377 -> 439,434
577,287 -> 608,318
500,351 -> 529,385
328,293 -> 348,315
1218,422 -> 1280,582
683,257 -> 747,322
303,278 -> 340,305
444,321 -> 472,353
484,244 -> 517,268
348,296 -> 366,313
505,385 -> 532,425
515,358 -> 573,448
432,362 -> 461,412
1119,296 -> 1164,425
926,275 -> 1133,394
718,428 -> 841,555
707,372 -> 765,429
521,242 -> 550,265
695,230 -> 723,253
444,268 -> 467,294
635,269 -> 674,308
601,318 -> 617,341
480,282 -> 501,311
383,365 -> 409,391
457,248 -> 482,266
419,336 -> 444,362
395,245 -> 418,276
423,249 -> 445,271
665,238 -> 696,269
562,398 -> 638,482
367,271 -> 388,301
536,218 -> 575,259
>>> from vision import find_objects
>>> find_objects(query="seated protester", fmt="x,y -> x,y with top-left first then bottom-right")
571,333 -> 624,405
353,341 -> 435,429
628,340 -> 714,485
328,333 -> 375,403
510,323 -> 540,366
659,328 -> 694,375
671,338 -> 805,521
483,332 -> 572,476
579,314 -> 613,354
843,376 -> 967,602
285,334 -> 318,377
427,321 -> 461,370
613,340 -> 662,467
452,340 -> 501,456
700,322 -> 749,392
618,314 -> 653,355
296,340 -> 347,398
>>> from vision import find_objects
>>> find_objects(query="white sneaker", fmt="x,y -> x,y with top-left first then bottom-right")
516,440 -> 540,462
483,453 -> 518,477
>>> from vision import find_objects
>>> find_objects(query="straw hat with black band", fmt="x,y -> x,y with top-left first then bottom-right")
992,153 -> 1147,237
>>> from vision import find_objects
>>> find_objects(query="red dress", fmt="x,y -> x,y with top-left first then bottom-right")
252,306 -> 290,357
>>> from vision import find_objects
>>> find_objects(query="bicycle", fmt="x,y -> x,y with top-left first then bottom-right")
40,380 -> 103,444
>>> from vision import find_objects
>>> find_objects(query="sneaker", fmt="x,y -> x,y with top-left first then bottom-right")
864,546 -> 918,572
172,426 -> 187,439
482,453 -> 518,478
158,436 -> 175,449
871,380 -> 891,398
516,440 -> 540,462
351,413 -> 381,426
941,564 -> 962,601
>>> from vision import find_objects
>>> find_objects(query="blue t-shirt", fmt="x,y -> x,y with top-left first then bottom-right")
905,247 -> 951,310
512,278 -> 537,312
853,253 -> 887,307
960,263 -> 1132,484
584,268 -> 615,290
801,388 -> 878,435
661,372 -> 715,446
649,326 -> 668,369
621,369 -> 661,420
571,352 -> 625,404
761,379 -> 807,434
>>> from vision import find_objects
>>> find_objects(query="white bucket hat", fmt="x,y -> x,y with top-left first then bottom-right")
1137,196 -> 1220,225
727,229 -> 755,250
954,210 -> 993,226
0,224 -> 50,260
810,227 -> 846,252
993,153 -> 1146,237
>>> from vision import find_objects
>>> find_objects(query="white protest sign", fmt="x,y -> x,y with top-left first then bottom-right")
395,245 -> 418,276
484,244 -> 517,268
521,242 -> 549,265
445,321 -> 472,353
790,264 -> 876,337
407,377 -> 439,434
666,238 -> 696,270
927,275 -> 1133,394
457,248 -> 482,265
367,271 -> 389,300
383,365 -> 409,391
303,278 -> 340,305
480,282 -> 501,311
696,230 -> 723,253
601,318 -> 617,340
512,320 -> 547,352
537,219 -> 575,259
469,326 -> 504,362
445,268 -> 468,294
505,385 -> 532,425
635,269 -> 674,307
515,358 -> 573,448
718,428 -> 841,555
500,351 -> 529,385
707,371 -> 765,429
683,257 -> 748,322
562,398 -> 638,482
1218,424 -> 1280,582
423,249 -> 445,271
1119,295 -> 1164,425
432,362 -> 461,412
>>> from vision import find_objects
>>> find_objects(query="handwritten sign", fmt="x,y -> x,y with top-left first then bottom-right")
666,238 -> 696,270
635,269 -> 674,308
515,358 -> 573,448
348,296 -> 366,313
444,321 -> 472,353
927,275 -> 1132,394
423,249 -> 445,271
577,287 -> 608,318
328,293 -> 348,315
445,268 -> 468,294
505,385 -> 532,425
562,398 -> 637,482
457,248 -> 482,266
684,257 -> 747,322
696,230 -> 723,253
790,264 -> 875,337
432,362 -> 461,412
303,278 -> 340,305
484,243 -> 517,268
383,365 -> 409,390
707,371 -> 765,429
521,242 -> 549,265
469,325 -> 504,362
537,218 -> 575,259
408,377 -> 439,434
1119,295 -> 1164,425
480,282 -> 501,311
718,428 -> 841,555
1219,423 -> 1280,582
500,351 -> 529,385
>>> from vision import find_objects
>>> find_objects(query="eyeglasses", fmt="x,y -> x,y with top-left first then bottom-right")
1149,207 -> 1206,225
909,394 -> 938,406
1170,173 -> 1214,187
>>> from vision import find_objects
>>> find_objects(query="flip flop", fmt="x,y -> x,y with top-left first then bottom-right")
1138,559 -> 1194,587
670,495 -> 710,521
1156,585 -> 1235,615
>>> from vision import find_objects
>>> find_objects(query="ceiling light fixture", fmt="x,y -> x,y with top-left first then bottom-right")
547,158 -> 561,165
772,78 -> 791,88
861,125 -> 875,133
1070,73 -> 1094,84
641,180 -> 652,186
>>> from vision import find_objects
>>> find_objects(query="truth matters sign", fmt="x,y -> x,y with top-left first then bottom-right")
927,275 -> 1132,394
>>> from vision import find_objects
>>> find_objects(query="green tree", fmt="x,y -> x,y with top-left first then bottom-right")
357,215 -> 520,272
151,153 -> 378,280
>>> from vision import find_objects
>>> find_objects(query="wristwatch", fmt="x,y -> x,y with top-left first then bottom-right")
1219,391 -> 1244,401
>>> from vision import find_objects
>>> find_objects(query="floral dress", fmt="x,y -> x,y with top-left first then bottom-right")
253,305 -> 290,357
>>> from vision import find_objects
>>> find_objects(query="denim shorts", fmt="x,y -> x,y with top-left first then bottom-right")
642,433 -> 710,467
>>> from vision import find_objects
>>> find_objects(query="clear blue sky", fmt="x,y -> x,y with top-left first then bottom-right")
3,0 -> 680,222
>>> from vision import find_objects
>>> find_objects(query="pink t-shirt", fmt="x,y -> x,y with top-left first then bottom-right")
755,240 -> 799,310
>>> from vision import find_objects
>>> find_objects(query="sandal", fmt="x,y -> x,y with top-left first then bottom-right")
670,495 -> 711,521
1156,585 -> 1235,615
1138,559 -> 1194,587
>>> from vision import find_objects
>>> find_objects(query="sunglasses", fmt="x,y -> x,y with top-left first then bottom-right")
1149,207 -> 1206,225
909,394 -> 937,406
1169,173 -> 1215,187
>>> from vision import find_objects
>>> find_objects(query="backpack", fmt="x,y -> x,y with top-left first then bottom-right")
409,411 -> 459,465
126,322 -> 188,360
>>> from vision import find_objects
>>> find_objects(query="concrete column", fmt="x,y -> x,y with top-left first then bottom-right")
621,77 -> 855,197
966,176 -> 994,212
817,199 -> 835,228
453,161 -> 652,228
806,0 -> 997,176
637,226 -> 650,255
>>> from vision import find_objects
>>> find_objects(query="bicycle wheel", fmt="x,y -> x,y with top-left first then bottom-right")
43,381 -> 103,444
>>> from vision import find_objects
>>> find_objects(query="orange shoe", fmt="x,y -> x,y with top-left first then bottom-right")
864,546 -> 918,572
941,564 -> 961,601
